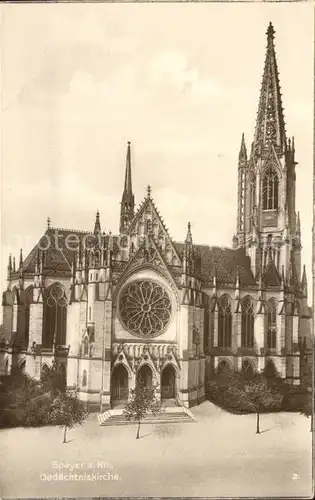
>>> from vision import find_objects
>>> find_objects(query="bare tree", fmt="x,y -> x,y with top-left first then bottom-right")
227,379 -> 283,434
123,385 -> 162,439
300,387 -> 313,432
49,390 -> 87,443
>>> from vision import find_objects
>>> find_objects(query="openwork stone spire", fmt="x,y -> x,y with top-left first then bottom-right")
253,22 -> 286,154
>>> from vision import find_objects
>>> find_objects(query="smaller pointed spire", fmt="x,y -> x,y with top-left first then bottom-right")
232,234 -> 238,249
301,265 -> 308,296
108,230 -> 113,252
47,217 -> 51,230
19,249 -> 23,270
7,254 -> 12,276
147,185 -> 152,199
212,265 -> 217,295
71,257 -> 75,285
35,248 -> 40,275
284,203 -> 289,228
39,250 -> 43,272
239,133 -> 247,164
236,265 -> 240,287
185,222 -> 194,273
287,262 -> 293,287
124,141 -> 132,193
296,211 -> 300,233
12,257 -> 16,273
235,266 -> 240,300
185,222 -> 193,245
281,265 -> 285,288
94,210 -> 101,235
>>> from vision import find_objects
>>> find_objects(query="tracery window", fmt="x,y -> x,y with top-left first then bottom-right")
83,337 -> 89,356
82,370 -> 87,388
241,296 -> 254,348
24,286 -> 33,349
263,167 -> 279,210
250,174 -> 256,208
119,280 -> 172,338
43,284 -> 67,348
218,295 -> 232,348
266,298 -> 277,349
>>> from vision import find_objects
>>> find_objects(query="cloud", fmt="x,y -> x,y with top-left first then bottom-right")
154,187 -> 235,246
148,50 -> 220,101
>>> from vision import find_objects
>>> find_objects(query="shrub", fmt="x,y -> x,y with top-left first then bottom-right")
206,371 -> 284,416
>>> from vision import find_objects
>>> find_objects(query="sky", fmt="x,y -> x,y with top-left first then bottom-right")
0,2 -> 313,302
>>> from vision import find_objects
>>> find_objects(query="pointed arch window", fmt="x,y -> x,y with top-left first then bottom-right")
250,173 -> 256,209
43,284 -> 67,348
83,337 -> 89,356
266,298 -> 277,349
218,295 -> 232,348
263,167 -> 279,210
82,370 -> 87,388
24,286 -> 33,350
241,296 -> 254,348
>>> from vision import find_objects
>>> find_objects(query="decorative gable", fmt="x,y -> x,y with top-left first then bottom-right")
122,235 -> 166,274
261,143 -> 282,174
127,195 -> 182,267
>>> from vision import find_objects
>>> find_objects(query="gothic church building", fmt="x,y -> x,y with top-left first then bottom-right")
0,24 -> 312,410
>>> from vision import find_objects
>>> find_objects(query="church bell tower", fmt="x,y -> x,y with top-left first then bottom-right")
234,23 -> 301,283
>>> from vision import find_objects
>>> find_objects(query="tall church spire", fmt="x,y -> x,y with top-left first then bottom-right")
124,141 -> 132,195
235,23 -> 301,283
120,141 -> 135,233
253,22 -> 286,155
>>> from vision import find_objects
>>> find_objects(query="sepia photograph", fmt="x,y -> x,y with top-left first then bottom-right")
0,1 -> 313,498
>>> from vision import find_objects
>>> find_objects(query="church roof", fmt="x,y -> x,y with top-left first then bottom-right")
174,243 -> 255,285
16,228 -> 121,277
13,223 -> 256,287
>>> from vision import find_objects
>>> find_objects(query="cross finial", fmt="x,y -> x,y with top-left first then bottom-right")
47,217 -> 51,229
147,185 -> 152,198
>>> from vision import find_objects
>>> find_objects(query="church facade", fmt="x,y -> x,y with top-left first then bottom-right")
0,24 -> 312,410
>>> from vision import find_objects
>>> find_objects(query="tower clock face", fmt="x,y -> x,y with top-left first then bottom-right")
119,280 -> 172,338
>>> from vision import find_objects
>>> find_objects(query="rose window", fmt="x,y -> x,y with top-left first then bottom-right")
119,280 -> 172,338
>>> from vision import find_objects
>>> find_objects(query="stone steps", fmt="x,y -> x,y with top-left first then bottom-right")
98,406 -> 195,426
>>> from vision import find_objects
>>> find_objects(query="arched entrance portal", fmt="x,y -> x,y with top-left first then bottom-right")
111,365 -> 129,402
161,364 -> 176,399
137,364 -> 153,389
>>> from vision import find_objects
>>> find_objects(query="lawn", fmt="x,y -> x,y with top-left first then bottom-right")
0,401 -> 313,498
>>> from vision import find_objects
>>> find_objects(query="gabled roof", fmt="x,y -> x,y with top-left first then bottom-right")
174,243 -> 255,285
